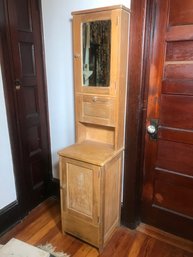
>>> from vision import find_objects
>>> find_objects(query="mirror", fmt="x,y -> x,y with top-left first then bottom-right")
82,20 -> 111,87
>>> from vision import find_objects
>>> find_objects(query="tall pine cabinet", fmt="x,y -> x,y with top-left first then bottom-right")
58,5 -> 130,250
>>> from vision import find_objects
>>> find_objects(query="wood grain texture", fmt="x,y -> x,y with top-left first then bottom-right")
59,150 -> 123,250
162,80 -> 193,95
166,25 -> 193,41
0,198 -> 193,257
168,0 -> 193,26
77,94 -> 116,127
141,0 -> 193,240
58,141 -> 120,166
164,64 -> 193,79
166,41 -> 193,61
66,163 -> 93,217
160,95 -> 193,129
156,140 -> 193,177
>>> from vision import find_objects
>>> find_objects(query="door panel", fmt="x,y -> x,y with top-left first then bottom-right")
156,140 -> 193,176
19,43 -> 36,75
166,41 -> 193,61
154,170 -> 193,217
142,0 -> 193,239
160,95 -> 193,129
1,0 -> 51,212
169,0 -> 193,26
162,80 -> 193,95
67,163 -> 93,217
164,64 -> 193,80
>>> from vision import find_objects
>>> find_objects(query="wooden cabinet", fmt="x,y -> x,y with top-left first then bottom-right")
59,142 -> 123,249
58,5 -> 129,250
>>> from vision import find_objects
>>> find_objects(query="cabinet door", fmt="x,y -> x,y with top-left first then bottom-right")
59,157 -> 101,246
73,9 -> 121,95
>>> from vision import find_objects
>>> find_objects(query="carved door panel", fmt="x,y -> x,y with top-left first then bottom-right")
60,158 -> 100,223
1,0 -> 51,212
142,0 -> 193,240
59,157 -> 101,246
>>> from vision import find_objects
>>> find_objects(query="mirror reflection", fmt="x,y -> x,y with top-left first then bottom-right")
82,20 -> 111,87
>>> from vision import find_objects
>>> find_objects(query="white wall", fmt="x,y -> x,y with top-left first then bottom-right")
0,65 -> 16,209
41,0 -> 131,178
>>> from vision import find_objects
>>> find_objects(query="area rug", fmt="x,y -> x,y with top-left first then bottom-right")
38,243 -> 70,257
0,239 -> 70,257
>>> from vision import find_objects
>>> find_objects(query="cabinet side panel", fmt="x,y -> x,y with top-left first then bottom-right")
116,10 -> 130,150
104,153 -> 122,241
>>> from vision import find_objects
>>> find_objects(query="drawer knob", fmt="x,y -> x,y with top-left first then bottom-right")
92,96 -> 97,102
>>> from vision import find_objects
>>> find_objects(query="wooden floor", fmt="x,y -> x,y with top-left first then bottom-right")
0,197 -> 193,257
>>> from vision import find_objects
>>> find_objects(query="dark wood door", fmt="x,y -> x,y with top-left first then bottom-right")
0,0 -> 51,213
141,0 -> 193,240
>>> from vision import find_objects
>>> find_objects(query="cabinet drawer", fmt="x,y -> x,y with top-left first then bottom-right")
78,95 -> 116,126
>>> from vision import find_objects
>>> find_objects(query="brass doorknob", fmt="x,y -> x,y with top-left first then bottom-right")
147,125 -> 156,134
147,119 -> 158,140
15,79 -> 21,90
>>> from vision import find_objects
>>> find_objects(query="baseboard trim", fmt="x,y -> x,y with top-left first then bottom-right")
0,200 -> 20,236
0,200 -> 18,215
137,223 -> 193,253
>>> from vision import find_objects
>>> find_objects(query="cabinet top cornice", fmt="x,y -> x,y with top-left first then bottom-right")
72,5 -> 130,16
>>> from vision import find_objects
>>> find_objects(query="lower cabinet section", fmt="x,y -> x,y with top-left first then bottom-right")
59,143 -> 123,250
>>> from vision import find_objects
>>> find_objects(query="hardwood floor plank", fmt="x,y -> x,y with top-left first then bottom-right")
48,233 -> 77,255
24,216 -> 61,245
127,233 -> 149,257
137,237 -> 156,257
0,198 -> 192,257
64,238 -> 83,256
85,247 -> 99,257
16,207 -> 60,242
73,244 -> 94,257
0,198 -> 56,244
100,227 -> 135,257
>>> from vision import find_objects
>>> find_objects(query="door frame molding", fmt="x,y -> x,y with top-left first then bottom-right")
0,0 -> 53,234
122,0 -> 153,227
